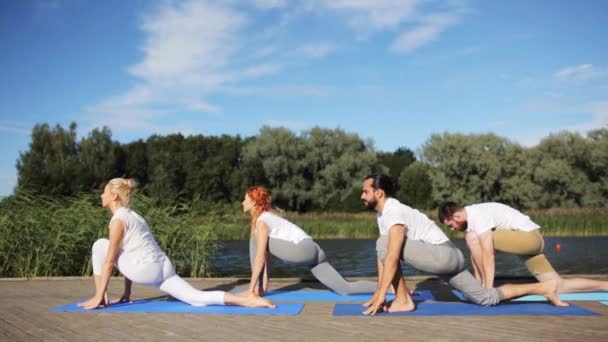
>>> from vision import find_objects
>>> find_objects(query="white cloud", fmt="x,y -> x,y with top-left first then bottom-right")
569,101 -> 608,133
325,0 -> 419,32
264,119 -> 314,132
220,84 -> 334,97
0,123 -> 30,135
189,102 -> 220,113
294,42 -> 336,58
87,0 -> 283,134
553,64 -> 608,84
84,0 -> 470,135
391,13 -> 459,53
488,120 -> 506,127
250,0 -> 288,9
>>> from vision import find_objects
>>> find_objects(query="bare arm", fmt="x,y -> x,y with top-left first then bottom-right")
376,257 -> 384,287
465,232 -> 484,282
249,221 -> 270,294
80,220 -> 125,309
364,225 -> 405,315
477,230 -> 496,288
261,250 -> 270,293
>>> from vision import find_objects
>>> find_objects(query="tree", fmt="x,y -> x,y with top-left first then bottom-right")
377,147 -> 416,179
145,134 -> 186,203
119,139 -> 149,185
16,123 -> 79,195
243,126 -> 383,211
531,131 -> 600,207
77,127 -> 120,191
181,135 -> 245,202
422,132 -> 516,206
396,161 -> 434,209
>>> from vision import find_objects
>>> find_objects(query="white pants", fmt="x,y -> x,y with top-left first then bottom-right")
92,238 -> 224,306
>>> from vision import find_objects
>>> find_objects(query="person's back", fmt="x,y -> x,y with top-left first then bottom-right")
257,211 -> 311,244
111,207 -> 165,263
465,202 -> 539,234
378,198 -> 448,244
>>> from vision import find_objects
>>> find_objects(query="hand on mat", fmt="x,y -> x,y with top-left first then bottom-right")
363,295 -> 386,316
362,291 -> 380,307
78,293 -> 109,310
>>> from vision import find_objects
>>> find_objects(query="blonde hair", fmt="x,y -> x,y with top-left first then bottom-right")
107,178 -> 138,207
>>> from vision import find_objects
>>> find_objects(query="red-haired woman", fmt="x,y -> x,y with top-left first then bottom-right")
241,186 -> 377,296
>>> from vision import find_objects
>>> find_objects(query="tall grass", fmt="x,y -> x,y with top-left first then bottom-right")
216,209 -> 608,240
0,192 -> 217,278
1,192 -> 606,278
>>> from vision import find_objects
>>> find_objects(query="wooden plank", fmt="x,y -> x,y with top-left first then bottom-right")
0,276 -> 607,342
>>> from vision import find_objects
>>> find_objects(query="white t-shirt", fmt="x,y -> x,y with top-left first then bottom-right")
110,207 -> 165,263
377,198 -> 449,244
465,202 -> 540,236
256,211 -> 312,244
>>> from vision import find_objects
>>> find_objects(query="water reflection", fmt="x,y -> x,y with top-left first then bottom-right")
208,237 -> 608,277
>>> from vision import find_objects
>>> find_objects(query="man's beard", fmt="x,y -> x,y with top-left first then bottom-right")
364,198 -> 377,211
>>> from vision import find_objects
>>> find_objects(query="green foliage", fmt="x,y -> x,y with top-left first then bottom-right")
0,192 -> 218,278
16,123 -> 80,195
242,126 -> 384,211
77,127 -> 122,190
397,161 -> 434,209
421,129 -> 608,209
14,122 -> 608,211
377,147 -> 416,179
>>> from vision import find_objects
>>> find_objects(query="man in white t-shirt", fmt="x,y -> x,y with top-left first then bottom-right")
361,175 -> 567,315
439,202 -> 608,294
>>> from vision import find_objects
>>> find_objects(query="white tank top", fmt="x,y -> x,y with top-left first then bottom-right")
110,207 -> 165,263
256,211 -> 312,244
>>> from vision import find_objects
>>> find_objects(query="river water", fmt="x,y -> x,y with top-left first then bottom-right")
208,237 -> 608,277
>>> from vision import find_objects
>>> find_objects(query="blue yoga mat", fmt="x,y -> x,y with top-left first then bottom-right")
452,290 -> 608,302
333,302 -> 599,316
234,290 -> 435,302
50,299 -> 303,315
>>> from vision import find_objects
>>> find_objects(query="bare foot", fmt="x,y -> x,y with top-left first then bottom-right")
385,299 -> 415,313
541,279 -> 569,307
243,295 -> 276,309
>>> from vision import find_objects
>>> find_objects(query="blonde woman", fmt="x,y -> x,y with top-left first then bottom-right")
79,178 -> 274,310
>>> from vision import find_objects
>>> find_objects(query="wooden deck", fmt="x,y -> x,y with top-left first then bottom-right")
1,275 -> 607,342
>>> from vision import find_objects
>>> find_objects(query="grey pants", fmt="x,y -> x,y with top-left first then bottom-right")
250,238 -> 377,295
377,235 -> 504,306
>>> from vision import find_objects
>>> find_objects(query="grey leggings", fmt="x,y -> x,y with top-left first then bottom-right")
377,235 -> 504,306
250,238 -> 377,295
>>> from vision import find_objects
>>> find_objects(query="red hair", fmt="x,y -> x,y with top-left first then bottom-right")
246,186 -> 272,234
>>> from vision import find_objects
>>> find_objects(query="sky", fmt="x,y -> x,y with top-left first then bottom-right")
1,0 -> 607,197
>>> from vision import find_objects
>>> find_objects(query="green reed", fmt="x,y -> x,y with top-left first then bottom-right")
2,192 -> 606,278
0,192 -> 217,278
214,208 -> 608,240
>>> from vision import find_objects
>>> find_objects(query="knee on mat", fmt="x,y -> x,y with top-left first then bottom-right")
470,293 -> 500,307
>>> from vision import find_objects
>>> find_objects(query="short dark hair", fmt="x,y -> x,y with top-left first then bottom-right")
438,202 -> 464,223
365,174 -> 396,197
